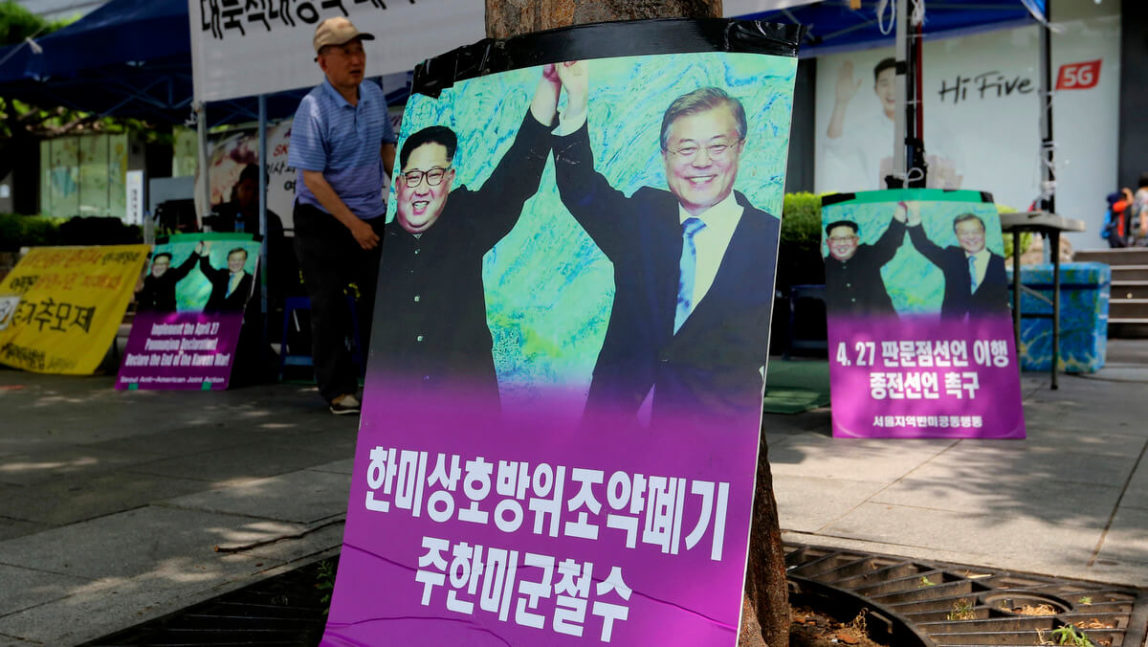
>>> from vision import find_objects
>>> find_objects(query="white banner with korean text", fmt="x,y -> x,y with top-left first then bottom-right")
187,1 -> 801,104
188,0 -> 485,103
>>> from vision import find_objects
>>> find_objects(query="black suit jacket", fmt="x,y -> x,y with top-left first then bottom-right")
375,110 -> 553,407
825,218 -> 904,317
908,225 -> 1008,318
137,252 -> 198,312
199,255 -> 253,313
554,123 -> 779,429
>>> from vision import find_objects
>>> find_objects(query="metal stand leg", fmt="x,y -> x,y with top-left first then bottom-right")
1050,231 -> 1060,390
1012,231 -> 1021,351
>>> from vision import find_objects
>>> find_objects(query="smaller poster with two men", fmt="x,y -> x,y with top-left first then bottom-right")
821,189 -> 1025,439
116,233 -> 263,390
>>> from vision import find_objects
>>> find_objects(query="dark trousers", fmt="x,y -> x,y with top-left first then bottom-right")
293,201 -> 385,403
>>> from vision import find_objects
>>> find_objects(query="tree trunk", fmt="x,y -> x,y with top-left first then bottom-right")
484,2 -> 789,646
486,0 -> 721,39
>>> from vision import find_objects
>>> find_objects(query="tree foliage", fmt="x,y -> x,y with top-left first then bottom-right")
0,2 -> 84,143
0,0 -> 70,46
0,3 -> 163,186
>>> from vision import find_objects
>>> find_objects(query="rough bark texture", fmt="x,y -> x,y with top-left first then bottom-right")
486,0 -> 720,39
484,2 -> 789,646
743,438 -> 790,647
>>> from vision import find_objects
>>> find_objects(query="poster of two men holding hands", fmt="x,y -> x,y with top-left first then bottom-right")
327,21 -> 800,647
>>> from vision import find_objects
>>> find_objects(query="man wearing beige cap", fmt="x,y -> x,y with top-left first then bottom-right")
289,16 -> 397,415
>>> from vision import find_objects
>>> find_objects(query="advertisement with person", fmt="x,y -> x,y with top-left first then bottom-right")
116,233 -> 262,390
813,5 -> 1120,249
321,20 -> 800,647
204,121 -> 295,231
821,189 -> 1025,439
201,107 -> 403,233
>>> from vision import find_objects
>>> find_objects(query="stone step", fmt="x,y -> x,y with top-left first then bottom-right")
1111,281 -> 1148,300
1110,265 -> 1148,280
1074,248 -> 1148,265
1108,321 -> 1148,339
1108,299 -> 1148,320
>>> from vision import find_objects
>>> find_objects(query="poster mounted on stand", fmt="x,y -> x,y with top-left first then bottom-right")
116,233 -> 262,391
321,18 -> 802,647
821,189 -> 1025,439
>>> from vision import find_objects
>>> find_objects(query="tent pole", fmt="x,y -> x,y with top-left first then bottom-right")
889,0 -> 909,188
887,0 -> 928,189
196,101 -> 209,228
1039,0 -> 1055,214
258,94 -> 270,367
913,14 -> 925,187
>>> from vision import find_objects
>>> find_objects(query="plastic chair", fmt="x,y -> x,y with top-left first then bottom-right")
278,295 -> 363,380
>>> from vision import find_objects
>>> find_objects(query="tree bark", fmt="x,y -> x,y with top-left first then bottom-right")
484,2 -> 789,646
486,0 -> 720,39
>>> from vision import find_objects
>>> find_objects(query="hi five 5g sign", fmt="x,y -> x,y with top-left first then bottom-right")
1056,60 -> 1101,91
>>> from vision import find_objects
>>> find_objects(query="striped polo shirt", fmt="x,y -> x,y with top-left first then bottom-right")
289,77 -> 397,220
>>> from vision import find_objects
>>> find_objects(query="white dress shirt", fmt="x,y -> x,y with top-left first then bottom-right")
677,192 -> 744,320
967,248 -> 990,290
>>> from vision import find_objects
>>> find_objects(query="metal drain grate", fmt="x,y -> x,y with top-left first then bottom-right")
786,544 -> 1148,647
80,559 -> 330,646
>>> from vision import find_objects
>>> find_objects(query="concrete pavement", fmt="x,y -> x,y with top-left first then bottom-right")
768,357 -> 1148,588
0,375 -> 357,645
0,341 -> 1146,645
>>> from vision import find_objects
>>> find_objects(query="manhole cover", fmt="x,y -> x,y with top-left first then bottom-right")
786,544 -> 1148,647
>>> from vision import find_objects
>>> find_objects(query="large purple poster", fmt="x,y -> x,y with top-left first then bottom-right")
116,233 -> 261,390
821,189 -> 1025,439
322,20 -> 800,647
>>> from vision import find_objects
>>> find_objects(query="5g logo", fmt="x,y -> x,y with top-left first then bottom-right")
1056,60 -> 1101,91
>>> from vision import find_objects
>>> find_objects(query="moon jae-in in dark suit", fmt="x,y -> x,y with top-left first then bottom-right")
199,254 -> 254,313
137,252 -> 198,313
908,224 -> 1008,319
553,122 -> 779,430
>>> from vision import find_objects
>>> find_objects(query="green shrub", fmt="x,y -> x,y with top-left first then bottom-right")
777,192 -> 826,290
56,216 -> 143,246
997,204 -> 1032,258
781,192 -> 823,247
772,193 -> 828,355
0,213 -> 65,250
0,214 -> 141,250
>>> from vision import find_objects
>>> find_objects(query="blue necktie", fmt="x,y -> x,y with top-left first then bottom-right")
675,217 -> 707,333
968,255 -> 978,293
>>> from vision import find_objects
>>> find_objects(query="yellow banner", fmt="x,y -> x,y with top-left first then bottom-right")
0,245 -> 149,374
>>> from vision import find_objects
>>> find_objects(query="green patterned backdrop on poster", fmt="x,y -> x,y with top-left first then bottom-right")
391,52 -> 796,409
155,233 -> 262,312
821,190 -> 1006,316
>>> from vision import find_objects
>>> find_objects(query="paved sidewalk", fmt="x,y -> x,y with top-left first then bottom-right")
769,341 -> 1148,588
0,342 -> 1146,645
0,375 -> 357,646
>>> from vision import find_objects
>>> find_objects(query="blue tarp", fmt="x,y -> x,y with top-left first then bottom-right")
0,0 -> 367,125
0,0 -> 1047,123
0,0 -> 209,124
742,0 -> 1047,57
0,0 -> 189,83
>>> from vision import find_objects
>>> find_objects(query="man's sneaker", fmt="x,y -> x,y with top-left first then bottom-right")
329,394 -> 361,415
